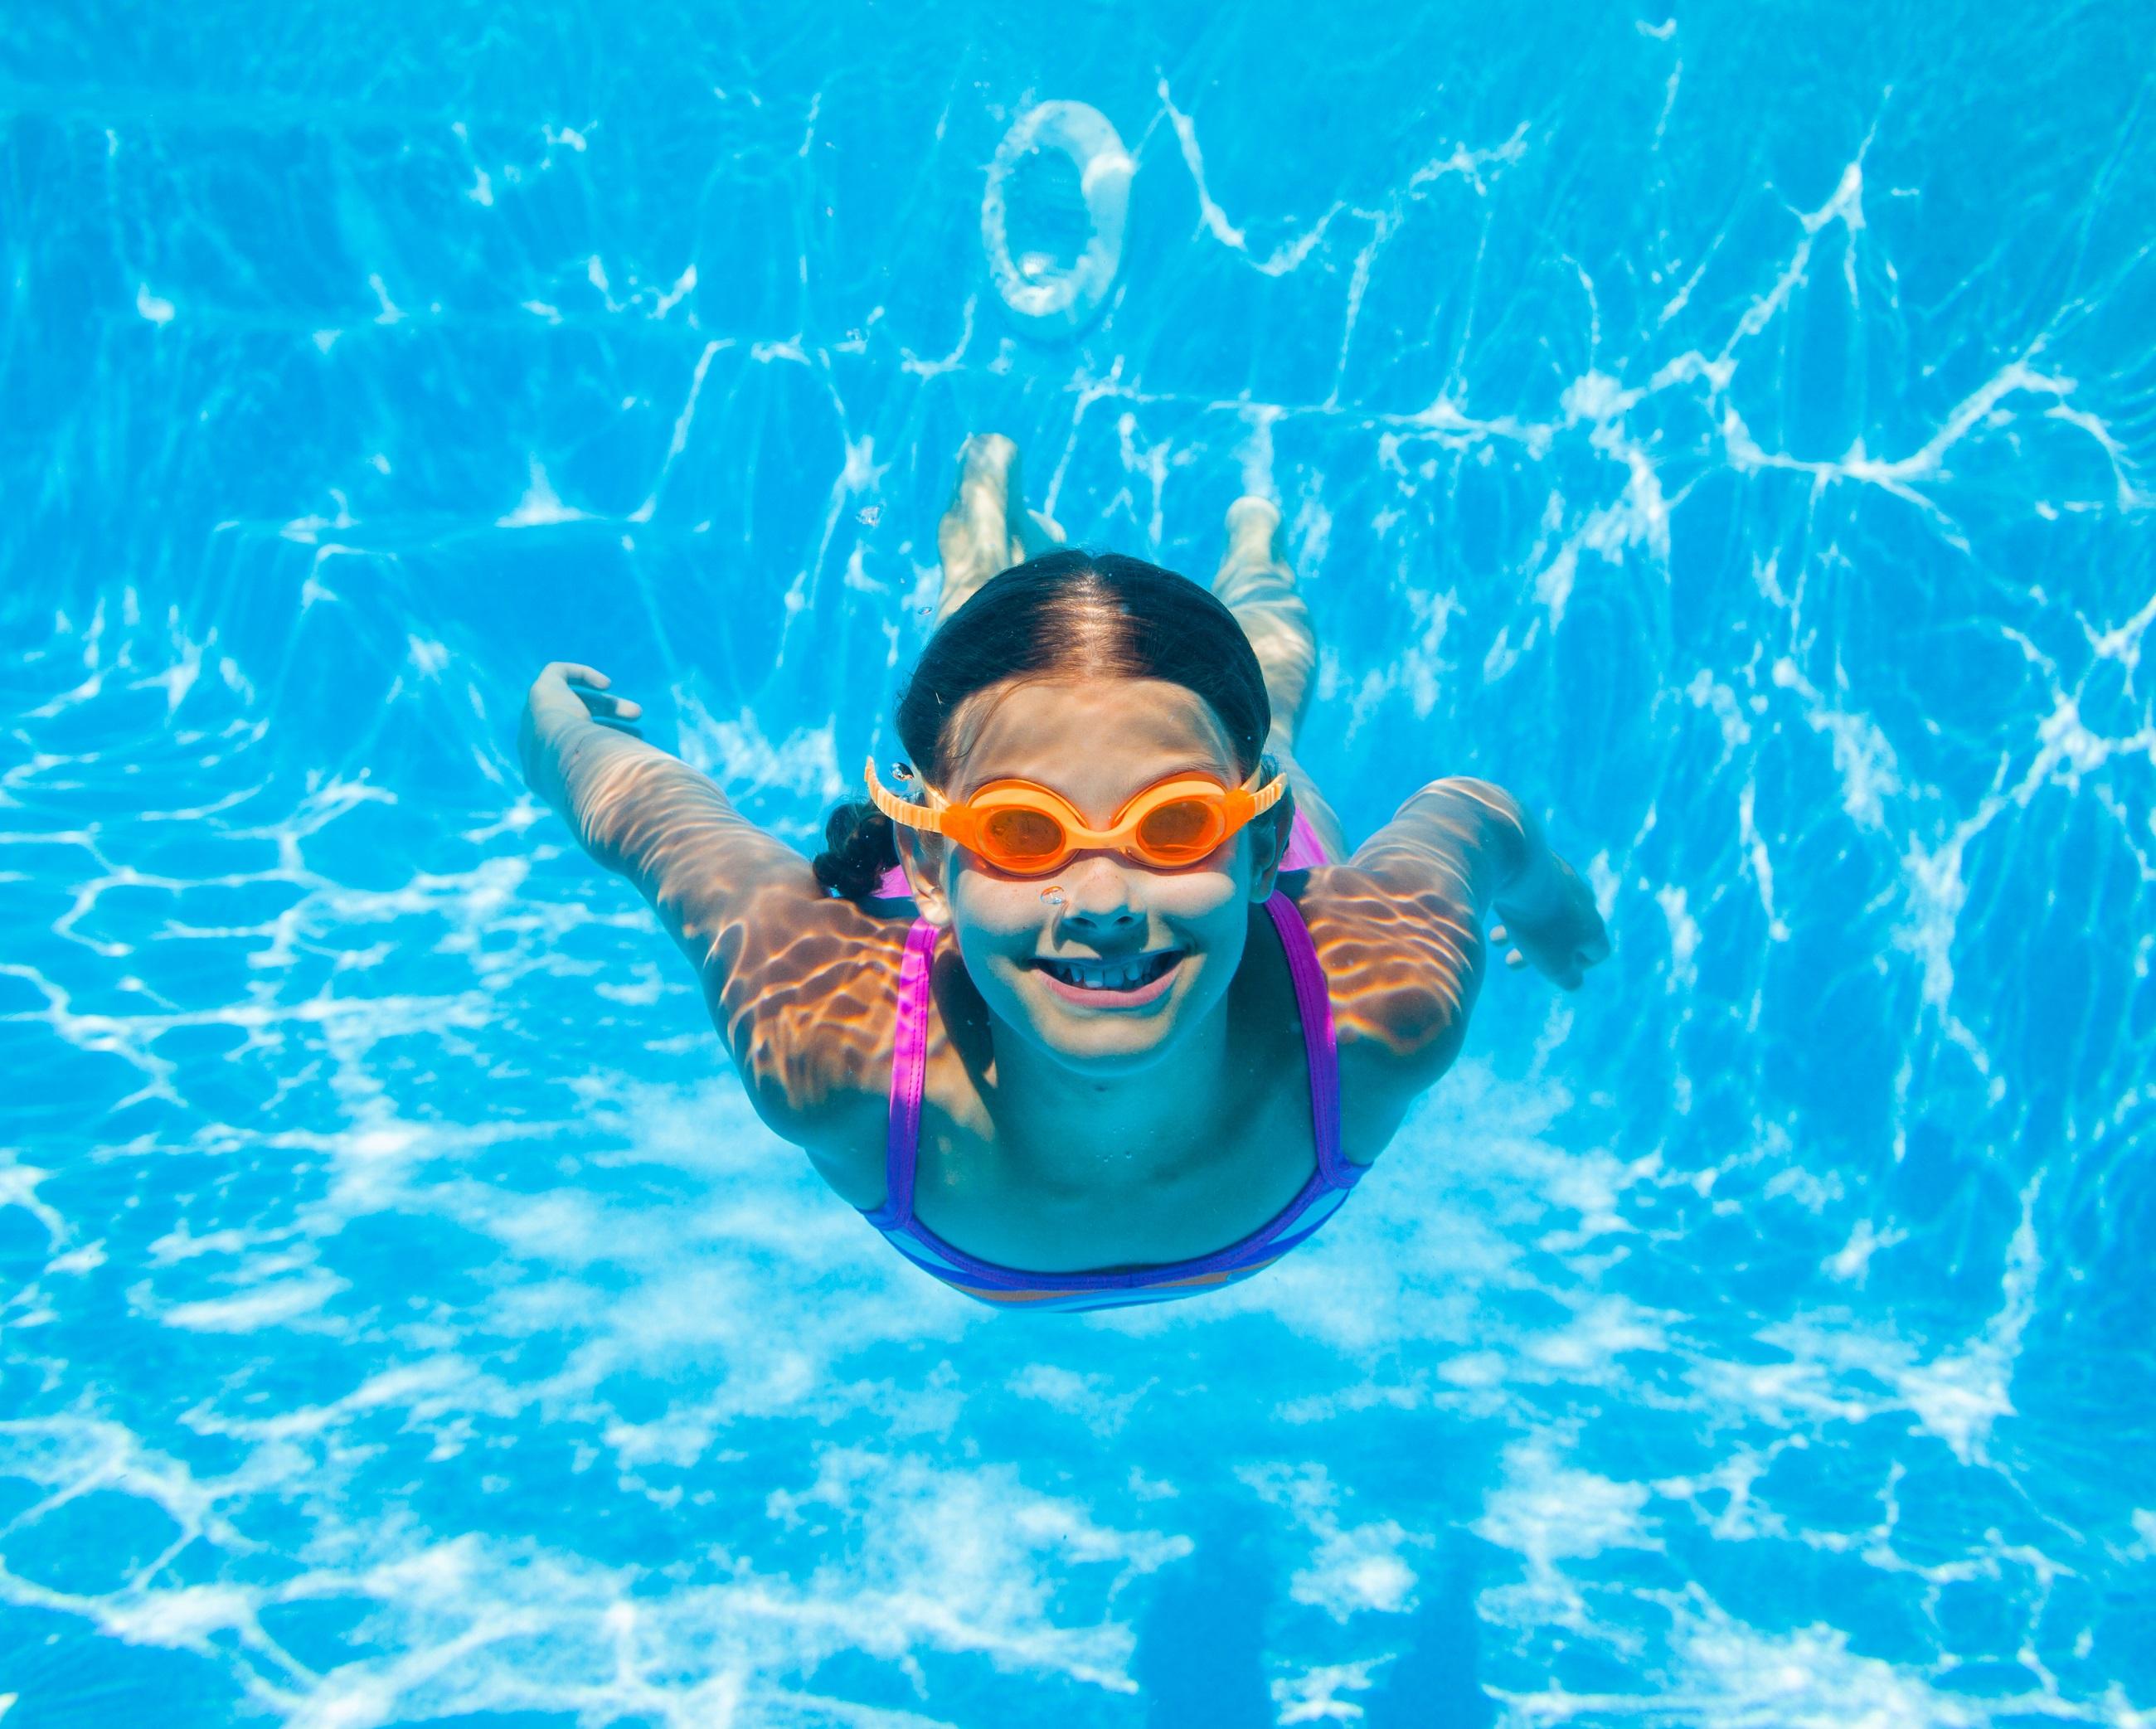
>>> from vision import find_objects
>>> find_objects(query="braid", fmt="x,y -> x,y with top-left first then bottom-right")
811,799 -> 901,899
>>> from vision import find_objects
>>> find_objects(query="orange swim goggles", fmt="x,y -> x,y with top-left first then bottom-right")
864,757 -> 1287,877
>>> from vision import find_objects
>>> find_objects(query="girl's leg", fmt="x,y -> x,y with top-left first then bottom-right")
1212,497 -> 1350,862
934,434 -> 1062,627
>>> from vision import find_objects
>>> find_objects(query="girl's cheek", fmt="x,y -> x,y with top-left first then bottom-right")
1155,869 -> 1241,920
949,877 -> 1042,945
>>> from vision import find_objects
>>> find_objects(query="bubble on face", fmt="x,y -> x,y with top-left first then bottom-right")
1039,884 -> 1066,907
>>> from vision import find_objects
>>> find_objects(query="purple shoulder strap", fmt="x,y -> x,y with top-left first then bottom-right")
865,917 -> 940,1229
1263,890 -> 1355,1187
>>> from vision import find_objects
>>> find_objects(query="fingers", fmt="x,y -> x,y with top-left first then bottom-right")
1552,940 -> 1602,988
534,663 -> 645,725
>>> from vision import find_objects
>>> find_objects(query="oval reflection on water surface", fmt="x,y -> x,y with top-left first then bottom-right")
982,100 -> 1134,338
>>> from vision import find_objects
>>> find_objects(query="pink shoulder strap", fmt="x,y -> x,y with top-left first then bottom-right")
866,917 -> 939,1229
1280,808 -> 1330,872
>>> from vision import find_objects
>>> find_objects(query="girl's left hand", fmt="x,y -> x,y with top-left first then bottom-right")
1491,848 -> 1610,991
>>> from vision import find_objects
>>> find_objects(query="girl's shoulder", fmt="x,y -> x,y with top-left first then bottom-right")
1286,864 -> 1483,1152
703,898 -> 920,1192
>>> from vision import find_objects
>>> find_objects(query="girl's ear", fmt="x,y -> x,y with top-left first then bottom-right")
1247,799 -> 1289,902
896,826 -> 954,927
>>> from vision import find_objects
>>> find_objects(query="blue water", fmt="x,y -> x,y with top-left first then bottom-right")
4,3 -> 2153,1723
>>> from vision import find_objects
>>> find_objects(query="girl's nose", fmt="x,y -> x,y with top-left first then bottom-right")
1054,852 -> 1143,929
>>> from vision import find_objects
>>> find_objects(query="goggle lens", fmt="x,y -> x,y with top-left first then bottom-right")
1134,797 -> 1223,863
981,805 -> 1066,866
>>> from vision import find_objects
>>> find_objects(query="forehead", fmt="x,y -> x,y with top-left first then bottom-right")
947,678 -> 1240,801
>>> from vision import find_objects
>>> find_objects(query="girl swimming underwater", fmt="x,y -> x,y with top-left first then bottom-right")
518,435 -> 1609,1311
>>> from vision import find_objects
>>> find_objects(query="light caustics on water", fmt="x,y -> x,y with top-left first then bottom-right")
2,5 -> 2154,1727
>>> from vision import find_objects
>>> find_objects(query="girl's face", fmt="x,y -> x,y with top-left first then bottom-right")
906,677 -> 1280,1076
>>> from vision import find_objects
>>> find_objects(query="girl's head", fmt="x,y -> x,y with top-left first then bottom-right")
816,549 -> 1292,1073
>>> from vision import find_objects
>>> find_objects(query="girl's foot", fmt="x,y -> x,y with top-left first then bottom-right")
1212,496 -> 1314,746
935,434 -> 1061,624
1220,495 -> 1284,572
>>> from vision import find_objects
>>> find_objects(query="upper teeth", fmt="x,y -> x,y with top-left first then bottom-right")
1047,956 -> 1161,991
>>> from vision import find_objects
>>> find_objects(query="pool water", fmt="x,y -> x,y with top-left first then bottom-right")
3,3 -> 2154,1723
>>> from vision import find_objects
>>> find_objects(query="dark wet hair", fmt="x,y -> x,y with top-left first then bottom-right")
813,548 -> 1275,899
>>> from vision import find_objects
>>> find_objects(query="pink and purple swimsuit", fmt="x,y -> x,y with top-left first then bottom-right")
862,814 -> 1363,1312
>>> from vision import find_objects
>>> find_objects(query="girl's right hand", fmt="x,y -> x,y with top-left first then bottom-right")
523,662 -> 644,736
517,662 -> 645,811
1490,846 -> 1610,991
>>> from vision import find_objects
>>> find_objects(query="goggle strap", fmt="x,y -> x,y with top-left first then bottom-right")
862,757 -> 944,833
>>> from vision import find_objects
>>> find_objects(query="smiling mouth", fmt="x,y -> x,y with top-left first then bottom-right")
1033,950 -> 1182,993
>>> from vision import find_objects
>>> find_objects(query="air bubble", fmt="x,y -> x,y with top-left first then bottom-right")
1039,885 -> 1066,906
891,761 -> 915,780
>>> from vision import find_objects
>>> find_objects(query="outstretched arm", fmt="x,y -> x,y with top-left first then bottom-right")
1357,778 -> 1608,990
518,662 -> 813,942
1304,776 -> 1607,1156
517,663 -> 892,1146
